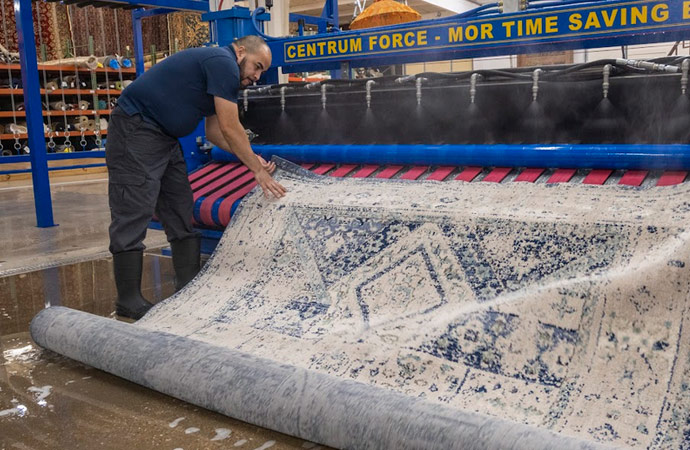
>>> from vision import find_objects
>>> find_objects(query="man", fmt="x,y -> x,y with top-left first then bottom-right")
106,35 -> 286,320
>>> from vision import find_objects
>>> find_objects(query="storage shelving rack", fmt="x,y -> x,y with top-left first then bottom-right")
1,0 -> 208,228
0,63 -> 135,152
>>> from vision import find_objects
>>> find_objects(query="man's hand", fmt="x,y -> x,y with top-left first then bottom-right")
258,155 -> 276,174
212,96 -> 286,199
254,168 -> 286,198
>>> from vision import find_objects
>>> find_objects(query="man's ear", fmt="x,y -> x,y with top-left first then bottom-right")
235,45 -> 246,60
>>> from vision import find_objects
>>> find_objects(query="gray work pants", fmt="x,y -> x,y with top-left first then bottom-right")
106,107 -> 198,254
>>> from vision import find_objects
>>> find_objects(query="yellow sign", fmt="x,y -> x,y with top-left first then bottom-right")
282,0 -> 690,63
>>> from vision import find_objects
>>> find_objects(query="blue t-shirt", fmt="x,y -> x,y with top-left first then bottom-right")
117,46 -> 240,138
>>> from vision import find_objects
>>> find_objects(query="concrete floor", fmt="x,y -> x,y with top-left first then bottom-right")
0,175 -> 168,277
0,177 -> 323,449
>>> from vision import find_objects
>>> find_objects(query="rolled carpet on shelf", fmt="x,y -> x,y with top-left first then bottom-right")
49,101 -> 72,111
41,55 -> 99,70
31,158 -> 690,449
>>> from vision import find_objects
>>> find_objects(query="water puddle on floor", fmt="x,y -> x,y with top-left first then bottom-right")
0,255 -> 320,449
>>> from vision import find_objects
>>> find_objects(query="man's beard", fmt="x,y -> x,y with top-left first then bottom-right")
239,59 -> 251,86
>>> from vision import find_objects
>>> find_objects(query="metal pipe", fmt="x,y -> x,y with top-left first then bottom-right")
0,150 -> 106,164
682,59 -> 689,95
280,86 -> 287,112
243,89 -> 249,112
0,163 -> 106,176
211,144 -> 690,171
415,77 -> 426,106
615,58 -> 679,73
602,64 -> 611,99
470,73 -> 481,104
365,80 -> 375,108
394,74 -> 415,84
532,68 -> 542,102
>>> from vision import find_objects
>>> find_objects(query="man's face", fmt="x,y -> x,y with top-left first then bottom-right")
237,46 -> 271,87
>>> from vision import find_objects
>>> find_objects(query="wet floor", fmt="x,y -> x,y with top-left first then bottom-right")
0,176 -> 168,277
1,332 -> 318,450
0,257 -> 322,450
0,177 -> 327,450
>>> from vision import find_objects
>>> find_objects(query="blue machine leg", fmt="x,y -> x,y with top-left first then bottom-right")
16,0 -> 55,227
132,10 -> 145,77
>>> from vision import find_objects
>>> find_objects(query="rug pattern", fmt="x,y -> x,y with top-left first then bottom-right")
139,161 -> 690,448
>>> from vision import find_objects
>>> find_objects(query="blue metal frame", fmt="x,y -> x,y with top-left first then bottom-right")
320,0 -> 339,33
15,0 -> 54,227
0,163 -> 106,176
288,0 -> 339,34
1,150 -> 105,164
212,144 -> 690,171
272,0 -> 690,72
201,7 -> 270,47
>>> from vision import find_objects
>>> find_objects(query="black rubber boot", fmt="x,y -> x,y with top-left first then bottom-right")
112,251 -> 153,320
171,236 -> 201,291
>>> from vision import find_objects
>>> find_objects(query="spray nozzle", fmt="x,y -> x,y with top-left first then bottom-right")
365,80 -> 375,109
321,84 -> 330,110
531,68 -> 542,102
280,86 -> 287,111
602,64 -> 611,99
415,77 -> 427,106
470,73 -> 482,104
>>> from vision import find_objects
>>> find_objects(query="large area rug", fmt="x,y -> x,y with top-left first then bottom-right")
32,159 -> 690,449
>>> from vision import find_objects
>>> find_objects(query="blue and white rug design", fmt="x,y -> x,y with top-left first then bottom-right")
139,160 -> 690,448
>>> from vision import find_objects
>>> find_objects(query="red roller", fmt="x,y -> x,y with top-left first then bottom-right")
583,169 -> 612,185
217,180 -> 259,226
193,165 -> 249,201
455,166 -> 482,182
376,165 -> 404,179
547,169 -> 576,183
619,170 -> 648,186
189,162 -> 222,183
514,168 -> 544,183
656,171 -> 687,186
400,166 -> 429,180
482,167 -> 511,183
197,166 -> 252,225
426,166 -> 455,181
215,172 -> 257,226
311,163 -> 336,175
352,165 -> 379,178
191,162 -> 240,190
329,164 -> 358,177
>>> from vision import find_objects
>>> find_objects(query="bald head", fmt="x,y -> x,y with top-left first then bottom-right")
232,35 -> 272,87
235,35 -> 271,56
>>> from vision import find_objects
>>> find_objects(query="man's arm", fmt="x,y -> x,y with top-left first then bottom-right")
205,114 -> 232,150
212,97 -> 285,197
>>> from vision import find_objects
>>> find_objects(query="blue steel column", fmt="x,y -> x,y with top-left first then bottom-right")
15,0 -> 55,227
132,9 -> 145,76
323,0 -> 340,79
